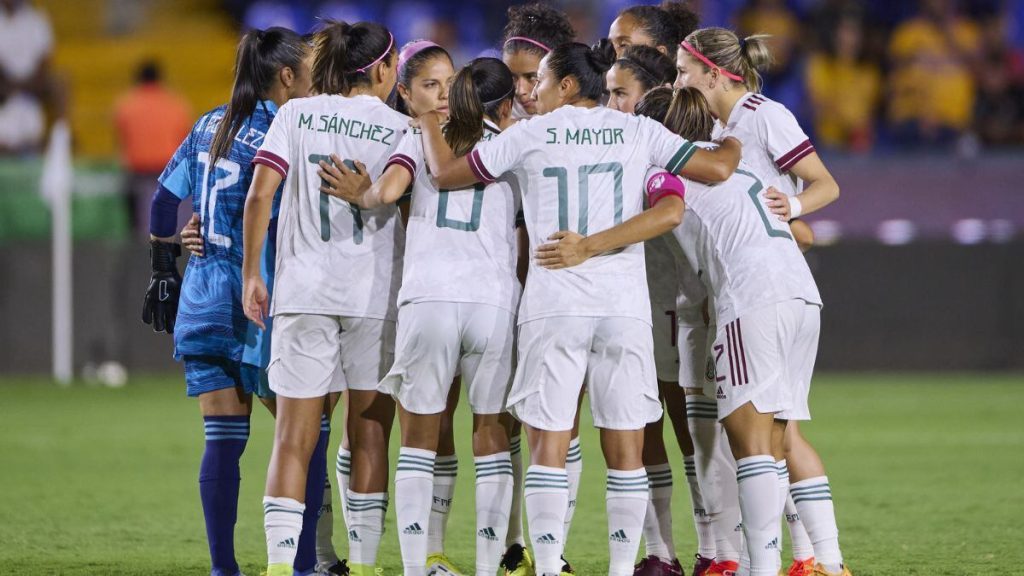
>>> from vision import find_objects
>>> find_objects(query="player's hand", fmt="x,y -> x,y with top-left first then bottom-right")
764,186 -> 791,221
535,230 -> 592,269
318,154 -> 369,205
180,214 -> 204,257
243,276 -> 270,330
142,240 -> 182,334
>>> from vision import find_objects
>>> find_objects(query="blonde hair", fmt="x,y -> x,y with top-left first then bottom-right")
684,27 -> 772,93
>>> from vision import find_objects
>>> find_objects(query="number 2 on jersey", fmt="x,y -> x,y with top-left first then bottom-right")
308,155 -> 363,244
543,162 -> 623,234
196,152 -> 239,248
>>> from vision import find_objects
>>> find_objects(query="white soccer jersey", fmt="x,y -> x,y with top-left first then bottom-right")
643,167 -> 707,328
471,105 -> 699,324
390,120 -> 520,312
712,92 -> 815,198
673,160 -> 822,327
254,94 -> 409,319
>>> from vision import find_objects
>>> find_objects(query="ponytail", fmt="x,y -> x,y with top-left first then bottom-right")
683,27 -> 773,93
312,20 -> 395,96
445,57 -> 515,157
210,27 -> 306,164
635,86 -> 714,142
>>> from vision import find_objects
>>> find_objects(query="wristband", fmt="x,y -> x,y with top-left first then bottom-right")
150,240 -> 181,273
789,195 -> 803,219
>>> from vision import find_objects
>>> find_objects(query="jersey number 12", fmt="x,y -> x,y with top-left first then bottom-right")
196,152 -> 239,248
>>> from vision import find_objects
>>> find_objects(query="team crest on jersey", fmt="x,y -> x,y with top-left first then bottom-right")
705,357 -> 716,382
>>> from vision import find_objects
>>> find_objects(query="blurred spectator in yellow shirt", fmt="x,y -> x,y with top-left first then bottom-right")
805,12 -> 881,152
888,0 -> 980,147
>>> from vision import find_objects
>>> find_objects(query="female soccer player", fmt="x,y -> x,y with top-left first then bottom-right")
500,5 -> 577,573
608,1 -> 700,57
241,20 -> 406,576
141,28 -> 315,576
603,40 -> 712,576
675,28 -> 848,576
322,55 -> 524,576
415,42 -> 740,576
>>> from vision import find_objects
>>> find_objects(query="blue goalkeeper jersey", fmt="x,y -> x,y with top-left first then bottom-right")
158,100 -> 281,362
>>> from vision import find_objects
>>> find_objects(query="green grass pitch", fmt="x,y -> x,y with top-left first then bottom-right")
1,373 -> 1022,575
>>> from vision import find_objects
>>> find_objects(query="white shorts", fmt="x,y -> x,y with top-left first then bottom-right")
508,316 -> 662,431
704,300 -> 813,420
777,303 -> 820,421
379,301 -> 515,415
677,323 -> 709,388
268,313 -> 395,399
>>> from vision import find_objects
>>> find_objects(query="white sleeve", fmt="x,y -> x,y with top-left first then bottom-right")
761,102 -> 814,173
253,103 -> 292,179
469,121 -> 529,184
384,128 -> 421,179
641,116 -> 699,175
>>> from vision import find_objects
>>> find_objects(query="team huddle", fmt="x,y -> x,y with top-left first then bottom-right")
140,3 -> 847,576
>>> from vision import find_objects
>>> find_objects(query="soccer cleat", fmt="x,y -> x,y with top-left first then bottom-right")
705,560 -> 739,576
785,558 -> 815,576
427,553 -> 464,575
633,555 -> 684,576
315,560 -> 350,575
262,565 -> 291,576
812,565 -> 852,576
561,555 -> 575,574
345,565 -> 382,576
692,554 -> 715,576
500,543 -> 536,576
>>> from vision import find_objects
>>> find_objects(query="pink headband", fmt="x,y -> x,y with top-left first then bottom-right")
356,31 -> 395,73
399,40 -> 441,73
680,41 -> 744,83
504,36 -> 551,52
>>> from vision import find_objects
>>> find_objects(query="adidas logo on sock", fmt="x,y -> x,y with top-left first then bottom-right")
478,527 -> 499,541
403,522 -> 424,535
765,537 -> 779,550
348,529 -> 361,542
276,537 -> 296,549
609,529 -> 630,543
535,533 -> 559,544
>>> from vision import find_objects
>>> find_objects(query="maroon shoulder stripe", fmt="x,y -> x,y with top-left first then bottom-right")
253,150 -> 289,179
468,149 -> 496,184
742,103 -> 758,111
775,139 -> 815,171
749,94 -> 766,103
736,318 -> 750,384
385,153 -> 416,179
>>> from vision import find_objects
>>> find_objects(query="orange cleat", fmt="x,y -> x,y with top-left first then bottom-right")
813,564 -> 852,576
785,557 -> 816,576
705,560 -> 739,576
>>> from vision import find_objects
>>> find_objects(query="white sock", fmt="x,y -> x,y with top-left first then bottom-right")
773,461 -> 789,572
395,447 -> 436,575
475,452 -> 514,576
336,446 -> 352,529
736,456 -> 782,576
346,491 -> 388,567
428,454 -> 458,556
564,438 -> 583,544
687,395 -> 737,562
791,476 -> 843,571
684,454 -> 716,559
785,493 -> 815,561
316,477 -> 340,565
524,465 -> 569,575
506,434 -> 525,547
606,468 -> 650,576
643,463 -> 675,561
263,496 -> 305,567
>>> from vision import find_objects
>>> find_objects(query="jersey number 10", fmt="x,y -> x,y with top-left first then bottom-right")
542,162 -> 624,234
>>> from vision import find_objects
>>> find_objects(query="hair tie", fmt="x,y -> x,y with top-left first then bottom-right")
356,31 -> 395,73
617,57 -> 660,86
398,40 -> 441,75
679,40 -> 744,83
482,85 -> 515,107
504,36 -> 551,53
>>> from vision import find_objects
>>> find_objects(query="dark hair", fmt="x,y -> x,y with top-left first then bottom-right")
615,45 -> 676,91
395,41 -> 452,116
445,57 -> 515,156
502,3 -> 575,57
619,1 -> 700,51
546,42 -> 613,102
136,60 -> 161,84
210,27 -> 307,164
311,19 -> 395,96
635,86 -> 714,142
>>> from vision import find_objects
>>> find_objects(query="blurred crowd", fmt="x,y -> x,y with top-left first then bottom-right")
2,0 -> 1024,157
